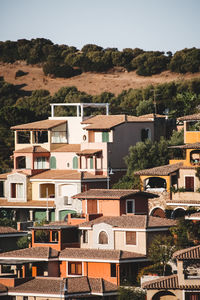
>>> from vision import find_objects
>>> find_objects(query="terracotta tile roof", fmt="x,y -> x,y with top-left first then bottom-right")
30,170 -> 106,180
76,149 -> 102,156
14,146 -> 49,153
0,170 -> 29,179
0,247 -> 59,259
0,199 -> 55,208
88,278 -> 117,294
138,114 -> 166,119
173,244 -> 200,260
0,226 -> 18,234
8,277 -> 117,296
73,189 -> 156,199
11,119 -> 67,130
142,274 -> 200,289
179,113 -> 200,121
142,274 -> 179,289
0,283 -> 7,293
9,277 -> 66,295
0,172 -> 10,179
60,248 -> 145,261
169,143 -> 200,149
134,163 -> 183,176
51,144 -> 81,152
79,215 -> 176,229
82,114 -> 154,130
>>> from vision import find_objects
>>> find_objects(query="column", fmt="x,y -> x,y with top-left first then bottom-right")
29,210 -> 34,221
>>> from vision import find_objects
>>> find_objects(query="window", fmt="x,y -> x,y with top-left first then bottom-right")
185,176 -> 194,192
52,231 -> 58,242
126,200 -> 135,214
110,263 -> 116,277
0,181 -> 4,197
17,131 -> 30,144
16,156 -> 26,169
141,128 -> 151,142
99,231 -> 108,244
102,131 -> 109,142
33,130 -> 48,143
11,183 -> 23,198
40,183 -> 55,198
36,157 -> 46,169
23,297 -> 28,300
126,231 -> 136,245
68,262 -> 82,275
83,230 -> 88,243
72,156 -> 78,169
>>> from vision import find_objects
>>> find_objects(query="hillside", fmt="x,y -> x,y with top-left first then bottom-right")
1,61 -> 200,96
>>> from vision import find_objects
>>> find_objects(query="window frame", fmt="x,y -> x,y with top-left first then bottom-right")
125,231 -> 137,245
110,263 -> 117,278
68,262 -> 82,275
10,183 -> 24,199
83,230 -> 88,243
98,230 -> 108,245
126,199 -> 135,214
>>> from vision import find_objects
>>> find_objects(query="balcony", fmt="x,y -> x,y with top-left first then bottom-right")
51,131 -> 67,143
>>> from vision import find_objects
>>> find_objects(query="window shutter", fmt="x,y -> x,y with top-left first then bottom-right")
126,231 -> 136,245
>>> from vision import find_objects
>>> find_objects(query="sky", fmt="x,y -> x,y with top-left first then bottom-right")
0,0 -> 200,53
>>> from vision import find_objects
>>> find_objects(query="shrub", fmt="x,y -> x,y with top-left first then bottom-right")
15,70 -> 29,78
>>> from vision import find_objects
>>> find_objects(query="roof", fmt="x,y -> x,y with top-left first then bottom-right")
82,114 -> 154,130
142,274 -> 200,290
178,113 -> 200,121
8,277 -> 117,296
14,146 -> 49,153
0,247 -> 59,260
134,163 -> 183,176
11,119 -> 67,130
30,170 -> 106,180
173,244 -> 200,260
0,283 -> 7,293
0,199 -> 55,208
169,143 -> 200,149
60,247 -> 145,261
0,226 -> 18,234
51,144 -> 81,152
79,215 -> 176,229
32,224 -> 77,230
76,149 -> 102,156
73,189 -> 156,199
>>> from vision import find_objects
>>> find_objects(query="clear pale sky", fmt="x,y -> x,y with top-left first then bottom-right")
1,0 -> 200,53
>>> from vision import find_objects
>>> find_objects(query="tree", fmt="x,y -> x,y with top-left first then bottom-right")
136,99 -> 154,116
118,287 -> 146,300
148,235 -> 175,275
17,235 -> 31,249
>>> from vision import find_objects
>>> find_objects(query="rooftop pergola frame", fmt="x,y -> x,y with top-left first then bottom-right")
50,103 -> 110,118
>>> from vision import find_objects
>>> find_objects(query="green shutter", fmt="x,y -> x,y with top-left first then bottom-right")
102,132 -> 109,142
59,210 -> 76,221
50,156 -> 56,169
90,158 -> 93,169
35,210 -> 46,221
50,211 -> 55,222
73,156 -> 78,169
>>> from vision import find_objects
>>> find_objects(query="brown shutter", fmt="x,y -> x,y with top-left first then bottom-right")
185,177 -> 194,192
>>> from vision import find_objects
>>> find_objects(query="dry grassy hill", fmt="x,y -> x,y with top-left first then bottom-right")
1,61 -> 200,96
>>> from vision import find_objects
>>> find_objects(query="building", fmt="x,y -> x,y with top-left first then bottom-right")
142,244 -> 200,300
0,226 -> 27,253
0,103 -> 167,223
135,112 -> 200,219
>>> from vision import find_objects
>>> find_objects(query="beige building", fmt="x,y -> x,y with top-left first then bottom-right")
142,244 -> 200,300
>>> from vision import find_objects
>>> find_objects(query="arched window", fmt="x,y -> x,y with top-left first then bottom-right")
98,231 -> 108,244
73,156 -> 78,169
50,156 -> 56,169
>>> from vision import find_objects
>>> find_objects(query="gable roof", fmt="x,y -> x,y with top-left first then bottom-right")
178,113 -> 200,121
169,143 -> 200,149
0,247 -> 59,260
173,244 -> 200,260
30,170 -> 106,180
11,119 -> 66,130
79,215 -> 176,229
82,114 -> 154,130
14,146 -> 49,153
142,274 -> 200,290
72,189 -> 156,200
60,247 -> 145,261
8,277 -> 117,296
134,163 -> 183,176
0,226 -> 18,234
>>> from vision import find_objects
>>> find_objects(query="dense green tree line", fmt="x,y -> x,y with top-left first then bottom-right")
0,76 -> 200,172
0,39 -> 200,77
